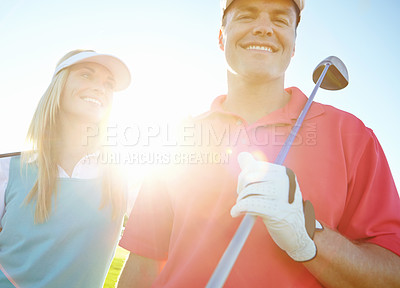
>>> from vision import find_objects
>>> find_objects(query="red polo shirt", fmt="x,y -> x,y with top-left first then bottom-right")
120,87 -> 400,287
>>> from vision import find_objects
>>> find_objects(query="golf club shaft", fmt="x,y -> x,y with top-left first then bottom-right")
275,62 -> 331,163
206,63 -> 332,288
0,152 -> 21,158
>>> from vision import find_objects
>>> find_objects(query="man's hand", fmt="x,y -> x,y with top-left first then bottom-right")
231,152 -> 316,262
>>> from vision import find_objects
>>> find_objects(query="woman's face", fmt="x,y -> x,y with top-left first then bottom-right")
59,62 -> 116,125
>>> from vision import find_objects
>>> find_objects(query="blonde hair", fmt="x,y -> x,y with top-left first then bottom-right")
23,49 -> 125,223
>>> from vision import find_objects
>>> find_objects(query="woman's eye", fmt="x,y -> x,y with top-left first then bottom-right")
81,73 -> 90,79
105,82 -> 115,90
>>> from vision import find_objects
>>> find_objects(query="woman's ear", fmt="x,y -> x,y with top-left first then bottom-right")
219,29 -> 225,51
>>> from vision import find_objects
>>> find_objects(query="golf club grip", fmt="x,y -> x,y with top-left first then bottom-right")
207,63 -> 332,288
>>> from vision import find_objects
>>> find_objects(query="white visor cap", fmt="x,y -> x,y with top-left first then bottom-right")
54,51 -> 131,91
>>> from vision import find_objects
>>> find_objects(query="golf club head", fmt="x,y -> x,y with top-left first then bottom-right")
312,56 -> 349,90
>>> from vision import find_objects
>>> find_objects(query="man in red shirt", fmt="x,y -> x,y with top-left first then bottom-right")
118,0 -> 400,287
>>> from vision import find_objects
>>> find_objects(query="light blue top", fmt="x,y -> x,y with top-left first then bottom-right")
0,156 -> 124,288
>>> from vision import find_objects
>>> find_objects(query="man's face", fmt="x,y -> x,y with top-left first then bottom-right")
220,0 -> 297,82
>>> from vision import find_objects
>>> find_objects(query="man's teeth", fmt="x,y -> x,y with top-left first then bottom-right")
83,97 -> 102,106
247,45 -> 273,52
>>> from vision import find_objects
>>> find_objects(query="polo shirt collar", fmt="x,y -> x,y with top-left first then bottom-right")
201,87 -> 325,125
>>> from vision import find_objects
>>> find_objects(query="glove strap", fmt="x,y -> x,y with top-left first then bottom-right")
304,200 -> 316,239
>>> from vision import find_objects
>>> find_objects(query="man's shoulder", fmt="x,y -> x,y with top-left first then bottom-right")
187,95 -> 227,123
311,101 -> 377,150
183,111 -> 219,125
316,101 -> 368,130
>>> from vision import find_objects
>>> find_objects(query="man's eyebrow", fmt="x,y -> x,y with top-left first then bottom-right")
271,8 -> 295,17
233,6 -> 295,19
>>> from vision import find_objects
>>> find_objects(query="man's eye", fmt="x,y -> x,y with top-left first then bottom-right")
274,17 -> 289,26
81,73 -> 90,79
236,13 -> 254,20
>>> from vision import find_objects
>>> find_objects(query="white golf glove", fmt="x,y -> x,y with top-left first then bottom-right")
231,152 -> 317,262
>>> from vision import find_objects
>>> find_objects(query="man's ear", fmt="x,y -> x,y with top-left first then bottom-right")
292,43 -> 296,57
219,29 -> 225,51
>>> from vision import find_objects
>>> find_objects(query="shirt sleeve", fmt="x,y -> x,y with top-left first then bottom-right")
119,171 -> 174,261
0,157 -> 11,225
338,128 -> 400,255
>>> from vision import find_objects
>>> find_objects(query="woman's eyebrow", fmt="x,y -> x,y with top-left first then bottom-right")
108,76 -> 116,84
78,66 -> 115,82
78,66 -> 95,73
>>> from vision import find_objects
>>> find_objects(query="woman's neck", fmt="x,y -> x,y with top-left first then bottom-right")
55,118 -> 100,176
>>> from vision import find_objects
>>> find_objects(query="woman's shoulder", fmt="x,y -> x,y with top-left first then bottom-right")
0,154 -> 14,176
0,154 -> 14,222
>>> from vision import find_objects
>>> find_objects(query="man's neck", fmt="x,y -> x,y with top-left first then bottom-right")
223,74 -> 291,124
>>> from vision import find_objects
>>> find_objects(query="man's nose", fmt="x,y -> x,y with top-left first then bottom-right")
252,16 -> 273,37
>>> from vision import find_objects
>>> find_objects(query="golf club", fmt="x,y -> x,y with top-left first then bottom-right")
206,56 -> 349,288
0,152 -> 21,158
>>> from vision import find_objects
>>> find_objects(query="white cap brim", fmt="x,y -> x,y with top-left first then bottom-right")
221,0 -> 304,15
54,51 -> 131,91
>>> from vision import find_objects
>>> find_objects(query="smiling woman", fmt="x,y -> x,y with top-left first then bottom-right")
59,62 -> 115,130
0,49 -> 131,288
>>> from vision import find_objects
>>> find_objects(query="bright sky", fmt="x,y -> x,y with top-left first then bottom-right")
0,0 -> 399,188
